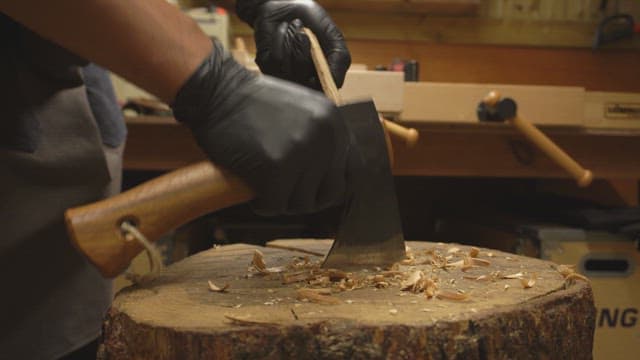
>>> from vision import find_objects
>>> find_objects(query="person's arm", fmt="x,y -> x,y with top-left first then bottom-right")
0,0 -> 211,103
1,0 -> 352,216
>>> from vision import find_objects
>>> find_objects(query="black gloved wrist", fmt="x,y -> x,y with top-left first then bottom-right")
235,0 -> 351,90
171,41 -> 350,216
236,0 -> 269,26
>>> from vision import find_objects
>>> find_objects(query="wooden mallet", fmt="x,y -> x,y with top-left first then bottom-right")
478,91 -> 593,187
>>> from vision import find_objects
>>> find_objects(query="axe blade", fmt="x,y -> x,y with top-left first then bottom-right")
323,100 -> 406,269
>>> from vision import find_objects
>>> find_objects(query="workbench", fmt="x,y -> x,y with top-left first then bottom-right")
124,115 -> 640,180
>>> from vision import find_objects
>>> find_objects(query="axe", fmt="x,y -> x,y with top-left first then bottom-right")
65,29 -> 409,277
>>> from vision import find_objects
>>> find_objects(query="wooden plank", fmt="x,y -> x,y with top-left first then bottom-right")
401,82 -> 585,126
229,13 -> 640,49
235,35 -> 640,93
102,240 -> 595,359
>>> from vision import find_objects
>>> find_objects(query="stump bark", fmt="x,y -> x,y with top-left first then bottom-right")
100,240 -> 595,359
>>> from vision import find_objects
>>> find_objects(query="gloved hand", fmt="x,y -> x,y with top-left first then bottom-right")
236,0 -> 351,90
171,41 -> 350,216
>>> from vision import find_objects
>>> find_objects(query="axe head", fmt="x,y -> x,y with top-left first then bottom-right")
323,100 -> 406,269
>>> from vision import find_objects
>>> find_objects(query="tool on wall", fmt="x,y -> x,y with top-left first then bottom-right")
477,91 -> 593,188
65,29 -> 412,277
593,13 -> 638,49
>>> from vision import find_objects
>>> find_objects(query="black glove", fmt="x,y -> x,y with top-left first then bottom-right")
236,0 -> 351,90
171,41 -> 349,216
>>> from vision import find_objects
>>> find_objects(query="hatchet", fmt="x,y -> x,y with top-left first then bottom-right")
64,29 -> 406,277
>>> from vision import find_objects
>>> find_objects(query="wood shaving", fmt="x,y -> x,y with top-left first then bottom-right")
564,272 -> 589,283
520,274 -> 537,289
208,280 -> 229,293
463,274 -> 489,281
224,315 -> 279,327
424,279 -> 438,299
436,290 -> 470,301
469,247 -> 480,258
447,247 -> 460,254
251,249 -> 269,274
296,288 -> 341,305
555,264 -> 589,286
471,258 -> 491,267
281,271 -> 313,284
502,272 -> 525,279
266,266 -> 286,273
401,270 -> 425,292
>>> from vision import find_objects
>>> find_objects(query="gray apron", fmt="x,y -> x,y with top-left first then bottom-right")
0,22 -> 122,359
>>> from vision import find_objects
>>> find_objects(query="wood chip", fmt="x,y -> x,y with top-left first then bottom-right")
296,288 -> 341,305
208,280 -> 229,293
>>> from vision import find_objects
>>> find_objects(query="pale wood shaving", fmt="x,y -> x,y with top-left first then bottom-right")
401,270 -> 425,292
565,272 -> 589,283
502,272 -> 525,279
463,274 -> 489,281
296,288 -> 341,305
436,290 -> 470,301
469,247 -> 480,258
208,280 -> 229,293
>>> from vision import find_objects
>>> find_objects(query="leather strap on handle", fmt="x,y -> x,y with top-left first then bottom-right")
65,162 -> 253,278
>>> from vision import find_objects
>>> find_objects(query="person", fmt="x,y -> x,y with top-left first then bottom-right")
0,0 -> 351,358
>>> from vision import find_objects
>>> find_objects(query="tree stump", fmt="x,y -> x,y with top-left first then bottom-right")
100,240 -> 595,359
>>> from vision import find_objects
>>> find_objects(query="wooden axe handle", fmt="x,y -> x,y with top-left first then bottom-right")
65,162 -> 253,278
303,27 -> 419,148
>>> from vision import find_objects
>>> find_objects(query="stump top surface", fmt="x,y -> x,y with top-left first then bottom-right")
113,239 -> 588,332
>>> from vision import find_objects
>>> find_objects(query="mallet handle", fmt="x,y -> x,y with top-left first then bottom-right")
509,116 -> 593,187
